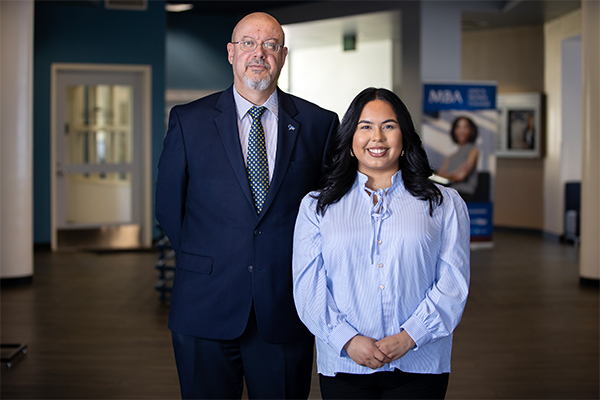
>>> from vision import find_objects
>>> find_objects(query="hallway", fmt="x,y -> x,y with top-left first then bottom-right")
1,230 -> 598,399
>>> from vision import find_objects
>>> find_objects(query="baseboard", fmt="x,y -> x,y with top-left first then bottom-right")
579,277 -> 600,288
1,276 -> 33,287
34,243 -> 51,252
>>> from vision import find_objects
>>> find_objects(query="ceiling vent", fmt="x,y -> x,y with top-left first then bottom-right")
105,0 -> 147,11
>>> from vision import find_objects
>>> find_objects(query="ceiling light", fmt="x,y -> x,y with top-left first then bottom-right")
166,3 -> 194,12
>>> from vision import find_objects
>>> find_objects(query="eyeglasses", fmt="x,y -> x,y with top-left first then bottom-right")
230,40 -> 281,54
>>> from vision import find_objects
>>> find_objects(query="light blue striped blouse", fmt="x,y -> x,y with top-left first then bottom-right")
292,170 -> 470,377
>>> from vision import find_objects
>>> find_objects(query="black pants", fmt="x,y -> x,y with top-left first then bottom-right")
319,370 -> 449,399
171,306 -> 314,399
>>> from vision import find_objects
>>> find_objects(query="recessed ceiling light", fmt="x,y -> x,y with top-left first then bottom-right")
166,3 -> 194,12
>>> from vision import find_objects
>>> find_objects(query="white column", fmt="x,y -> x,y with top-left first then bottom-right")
543,10 -> 582,236
580,0 -> 600,280
394,1 -> 461,129
0,0 -> 34,279
396,1 -> 422,125
420,0 -> 462,81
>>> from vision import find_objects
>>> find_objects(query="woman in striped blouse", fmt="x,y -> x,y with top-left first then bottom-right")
292,88 -> 470,399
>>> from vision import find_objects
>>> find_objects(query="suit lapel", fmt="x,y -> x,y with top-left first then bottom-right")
214,87 -> 256,211
259,90 -> 300,220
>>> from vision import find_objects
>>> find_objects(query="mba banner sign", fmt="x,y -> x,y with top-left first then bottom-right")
422,82 -> 497,247
424,83 -> 496,111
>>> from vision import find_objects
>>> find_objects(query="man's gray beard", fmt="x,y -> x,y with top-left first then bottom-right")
244,74 -> 271,91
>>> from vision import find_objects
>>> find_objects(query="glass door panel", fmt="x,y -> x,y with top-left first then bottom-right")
52,65 -> 151,250
65,85 -> 132,165
60,83 -> 134,229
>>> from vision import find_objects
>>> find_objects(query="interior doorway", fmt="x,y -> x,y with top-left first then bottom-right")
51,63 -> 152,250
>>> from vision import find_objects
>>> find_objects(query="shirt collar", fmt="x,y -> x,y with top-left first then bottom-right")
355,170 -> 405,193
233,86 -> 279,120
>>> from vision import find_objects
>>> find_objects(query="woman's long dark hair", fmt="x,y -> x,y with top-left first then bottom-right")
315,87 -> 443,216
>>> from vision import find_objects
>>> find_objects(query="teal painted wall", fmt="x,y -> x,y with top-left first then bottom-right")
166,12 -> 237,90
33,0 -> 166,243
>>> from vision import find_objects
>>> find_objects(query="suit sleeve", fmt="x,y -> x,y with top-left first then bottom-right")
155,107 -> 188,254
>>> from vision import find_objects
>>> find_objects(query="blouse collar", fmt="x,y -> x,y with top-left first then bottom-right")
355,169 -> 405,194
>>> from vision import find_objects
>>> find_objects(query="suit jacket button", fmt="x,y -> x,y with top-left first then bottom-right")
248,265 -> 253,272
254,229 -> 262,236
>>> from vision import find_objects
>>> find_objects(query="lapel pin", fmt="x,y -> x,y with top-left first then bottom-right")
288,124 -> 296,131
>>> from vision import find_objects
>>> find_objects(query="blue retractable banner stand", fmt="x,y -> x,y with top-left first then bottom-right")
422,82 -> 497,247
423,83 -> 496,111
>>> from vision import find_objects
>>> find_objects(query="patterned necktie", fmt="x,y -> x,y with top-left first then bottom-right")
247,106 -> 269,213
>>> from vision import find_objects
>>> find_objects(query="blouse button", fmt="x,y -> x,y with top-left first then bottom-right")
377,240 -> 382,245
378,263 -> 383,268
379,284 -> 385,290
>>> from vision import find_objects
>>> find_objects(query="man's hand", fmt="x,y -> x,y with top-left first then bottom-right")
344,335 -> 392,370
375,330 -> 415,362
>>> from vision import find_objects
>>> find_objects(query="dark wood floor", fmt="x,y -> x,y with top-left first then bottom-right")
1,230 -> 598,399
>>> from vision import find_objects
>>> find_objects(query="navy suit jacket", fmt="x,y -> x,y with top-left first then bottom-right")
155,86 -> 339,344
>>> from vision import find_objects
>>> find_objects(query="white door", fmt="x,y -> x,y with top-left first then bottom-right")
51,64 -> 152,250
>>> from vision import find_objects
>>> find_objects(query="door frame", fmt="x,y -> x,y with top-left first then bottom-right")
50,63 -> 152,250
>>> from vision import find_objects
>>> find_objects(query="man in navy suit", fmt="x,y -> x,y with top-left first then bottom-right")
155,12 -> 339,400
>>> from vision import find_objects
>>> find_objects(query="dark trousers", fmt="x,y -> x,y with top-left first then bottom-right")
171,307 -> 314,399
319,370 -> 449,399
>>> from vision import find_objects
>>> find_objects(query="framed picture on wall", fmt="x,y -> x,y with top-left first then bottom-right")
496,93 -> 543,158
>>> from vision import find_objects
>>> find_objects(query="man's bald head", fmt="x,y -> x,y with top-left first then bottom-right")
227,12 -> 288,104
231,12 -> 285,45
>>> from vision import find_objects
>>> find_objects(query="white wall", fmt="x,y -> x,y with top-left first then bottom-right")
282,10 -> 399,119
288,40 -> 393,119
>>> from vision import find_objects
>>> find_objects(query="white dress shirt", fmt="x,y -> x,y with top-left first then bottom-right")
293,170 -> 470,376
